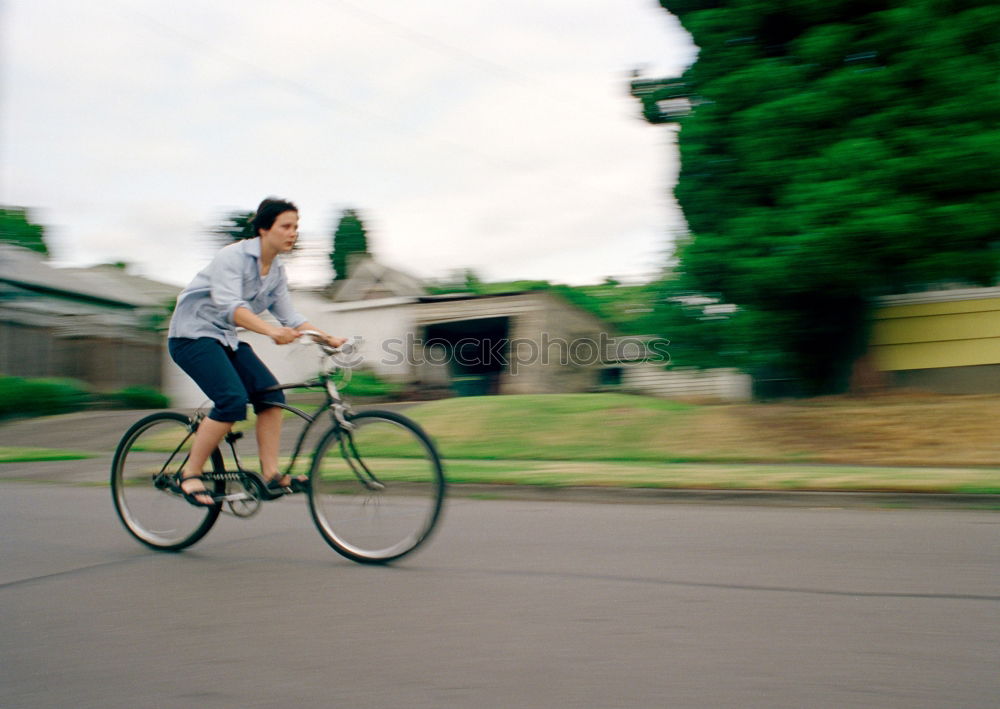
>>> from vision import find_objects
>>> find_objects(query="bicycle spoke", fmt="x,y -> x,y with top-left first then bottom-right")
309,410 -> 445,564
111,413 -> 222,551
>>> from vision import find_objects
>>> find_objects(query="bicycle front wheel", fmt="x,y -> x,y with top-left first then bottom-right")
309,409 -> 445,564
111,412 -> 223,551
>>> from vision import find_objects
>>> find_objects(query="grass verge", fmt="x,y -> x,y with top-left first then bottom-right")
5,392 -> 999,494
0,447 -> 96,463
400,393 -> 1000,467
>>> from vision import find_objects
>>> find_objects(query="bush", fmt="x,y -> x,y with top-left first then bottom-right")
342,370 -> 404,398
0,376 -> 91,418
104,386 -> 170,409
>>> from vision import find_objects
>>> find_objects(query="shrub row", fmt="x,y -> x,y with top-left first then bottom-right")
102,386 -> 170,410
0,377 -> 169,419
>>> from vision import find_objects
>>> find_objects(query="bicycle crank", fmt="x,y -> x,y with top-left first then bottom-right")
204,470 -> 264,518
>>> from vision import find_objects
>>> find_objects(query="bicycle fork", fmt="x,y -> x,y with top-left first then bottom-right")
337,430 -> 386,492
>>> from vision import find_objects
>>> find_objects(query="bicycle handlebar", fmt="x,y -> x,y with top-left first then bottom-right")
297,330 -> 362,357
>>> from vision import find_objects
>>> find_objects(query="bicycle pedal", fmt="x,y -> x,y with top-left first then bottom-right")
231,469 -> 287,501
262,484 -> 292,501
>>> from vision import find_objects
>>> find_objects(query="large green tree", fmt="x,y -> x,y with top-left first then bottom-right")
330,209 -> 370,281
0,207 -> 48,255
653,0 -> 1000,393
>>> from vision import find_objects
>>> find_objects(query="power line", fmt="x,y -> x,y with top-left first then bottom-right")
98,0 -> 536,173
92,0 -> 671,208
313,0 -> 529,83
101,0 -> 393,126
310,0 -> 630,114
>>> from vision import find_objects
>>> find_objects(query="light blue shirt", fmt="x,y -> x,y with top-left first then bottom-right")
168,238 -> 307,349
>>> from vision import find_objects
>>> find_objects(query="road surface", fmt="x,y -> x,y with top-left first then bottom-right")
1,483 -> 998,708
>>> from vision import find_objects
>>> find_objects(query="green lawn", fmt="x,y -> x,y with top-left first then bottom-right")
401,393 -> 708,462
400,392 -> 1000,463
0,447 -> 95,463
4,393 -> 1000,494
393,393 -> 1000,493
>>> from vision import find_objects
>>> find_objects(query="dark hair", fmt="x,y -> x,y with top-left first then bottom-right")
250,197 -> 298,236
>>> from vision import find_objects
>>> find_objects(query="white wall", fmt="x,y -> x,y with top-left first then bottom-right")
163,292 -> 418,408
620,364 -> 752,402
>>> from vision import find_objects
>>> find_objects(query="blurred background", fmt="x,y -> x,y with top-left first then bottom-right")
2,0 -> 999,420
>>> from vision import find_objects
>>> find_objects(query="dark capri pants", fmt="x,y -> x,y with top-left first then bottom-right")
168,337 -> 285,422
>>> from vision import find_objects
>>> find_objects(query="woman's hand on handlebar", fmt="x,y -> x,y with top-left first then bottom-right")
269,326 -> 300,345
297,329 -> 348,349
315,333 -> 348,349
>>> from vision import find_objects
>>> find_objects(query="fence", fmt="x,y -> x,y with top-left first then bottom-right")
0,322 -> 163,390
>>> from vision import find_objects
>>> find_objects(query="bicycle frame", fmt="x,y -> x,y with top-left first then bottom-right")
219,371 -> 354,478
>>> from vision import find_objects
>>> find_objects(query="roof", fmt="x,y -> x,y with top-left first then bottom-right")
0,244 -> 179,307
416,291 -> 533,303
64,264 -> 180,305
876,286 -> 1000,306
326,255 -> 426,302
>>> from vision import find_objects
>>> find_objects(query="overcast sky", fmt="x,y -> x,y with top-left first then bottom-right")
1,0 -> 696,288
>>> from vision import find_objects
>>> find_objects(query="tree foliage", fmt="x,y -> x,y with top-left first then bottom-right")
0,207 -> 48,255
211,210 -> 255,244
330,209 -> 370,281
659,0 -> 1000,393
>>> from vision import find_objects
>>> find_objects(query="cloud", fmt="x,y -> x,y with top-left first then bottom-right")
2,0 -> 696,287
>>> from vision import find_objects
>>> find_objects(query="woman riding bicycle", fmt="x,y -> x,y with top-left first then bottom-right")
167,197 -> 345,507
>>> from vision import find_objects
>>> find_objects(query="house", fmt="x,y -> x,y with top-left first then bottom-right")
325,255 -> 426,302
226,289 -> 623,402
164,255 -> 755,406
870,286 -> 1000,393
233,257 -> 752,403
0,244 -> 179,390
410,290 -> 617,395
188,255 -> 620,402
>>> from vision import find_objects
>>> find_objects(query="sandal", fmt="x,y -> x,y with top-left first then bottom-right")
174,474 -> 216,508
266,475 -> 311,495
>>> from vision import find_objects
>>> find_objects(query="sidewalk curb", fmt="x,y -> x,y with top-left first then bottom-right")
448,484 -> 1000,509
1,477 -> 997,509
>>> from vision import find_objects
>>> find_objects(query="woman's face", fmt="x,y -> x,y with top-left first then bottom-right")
260,210 -> 299,253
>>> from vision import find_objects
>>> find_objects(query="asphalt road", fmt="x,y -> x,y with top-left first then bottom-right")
2,483 -> 998,709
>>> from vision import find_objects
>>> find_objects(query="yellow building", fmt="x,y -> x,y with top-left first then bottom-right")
871,287 -> 1000,393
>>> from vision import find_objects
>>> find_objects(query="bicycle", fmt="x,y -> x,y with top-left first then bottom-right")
110,333 -> 445,564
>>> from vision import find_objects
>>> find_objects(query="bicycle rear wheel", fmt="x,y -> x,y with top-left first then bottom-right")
111,412 -> 223,551
309,409 -> 445,564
